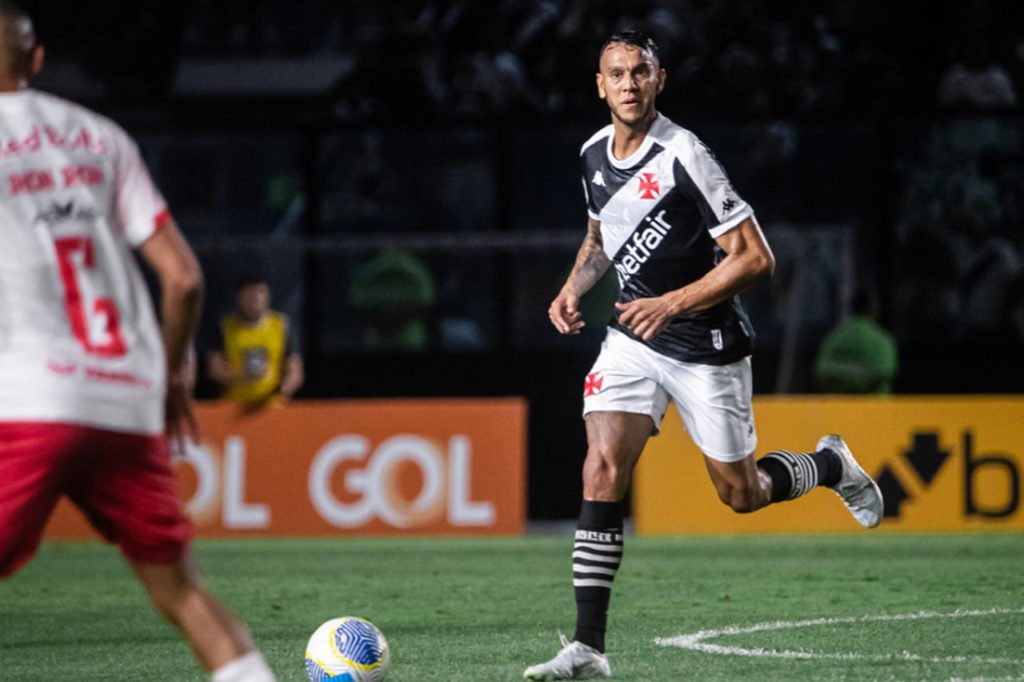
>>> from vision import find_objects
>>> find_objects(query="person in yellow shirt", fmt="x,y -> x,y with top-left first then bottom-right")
206,275 -> 303,409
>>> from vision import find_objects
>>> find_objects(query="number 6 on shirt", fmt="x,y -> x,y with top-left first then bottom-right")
54,235 -> 127,357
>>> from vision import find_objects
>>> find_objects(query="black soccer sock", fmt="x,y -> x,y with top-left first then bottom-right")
572,500 -> 624,653
758,449 -> 842,503
811,447 -> 843,487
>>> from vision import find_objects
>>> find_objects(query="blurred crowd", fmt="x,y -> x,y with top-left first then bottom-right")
24,0 -> 1024,120
181,0 -> 1024,120
17,0 -> 1024,370
894,118 -> 1024,345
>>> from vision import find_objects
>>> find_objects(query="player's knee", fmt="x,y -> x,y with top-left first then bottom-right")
583,459 -> 621,491
582,449 -> 628,497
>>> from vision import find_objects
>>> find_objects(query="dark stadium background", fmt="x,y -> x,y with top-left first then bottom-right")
21,0 -> 1024,519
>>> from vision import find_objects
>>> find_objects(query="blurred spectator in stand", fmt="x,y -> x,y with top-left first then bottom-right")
814,289 -> 898,394
938,40 -> 1018,111
953,207 -> 1023,341
29,0 -> 1024,122
893,221 -> 965,343
206,275 -> 304,410
349,250 -> 436,351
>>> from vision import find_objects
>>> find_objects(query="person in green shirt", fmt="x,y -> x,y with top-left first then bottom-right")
349,249 -> 436,351
815,289 -> 899,394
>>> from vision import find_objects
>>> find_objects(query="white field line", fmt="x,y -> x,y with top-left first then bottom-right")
656,607 -> 1024,665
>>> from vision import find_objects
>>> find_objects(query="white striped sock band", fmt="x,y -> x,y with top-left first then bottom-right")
572,529 -> 623,589
760,450 -> 819,500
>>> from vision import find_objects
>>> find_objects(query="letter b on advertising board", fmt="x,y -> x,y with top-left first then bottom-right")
963,431 -> 1020,518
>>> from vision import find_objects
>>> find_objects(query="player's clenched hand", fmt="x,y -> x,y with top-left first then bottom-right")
549,289 -> 585,335
615,295 -> 680,341
165,370 -> 200,455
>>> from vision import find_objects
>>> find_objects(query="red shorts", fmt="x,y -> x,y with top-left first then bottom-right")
0,422 -> 193,577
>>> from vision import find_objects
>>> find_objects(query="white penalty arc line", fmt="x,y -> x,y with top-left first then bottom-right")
656,607 -> 1024,665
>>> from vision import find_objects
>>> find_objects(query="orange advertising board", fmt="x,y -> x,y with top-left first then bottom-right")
46,398 -> 526,538
635,396 -> 1024,534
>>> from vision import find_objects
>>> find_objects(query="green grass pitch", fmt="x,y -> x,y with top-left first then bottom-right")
2,534 -> 1022,681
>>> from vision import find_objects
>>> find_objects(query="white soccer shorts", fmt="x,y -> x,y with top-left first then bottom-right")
582,328 -> 757,462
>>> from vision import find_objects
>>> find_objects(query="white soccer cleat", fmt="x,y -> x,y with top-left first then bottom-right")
524,634 -> 612,680
818,434 -> 884,528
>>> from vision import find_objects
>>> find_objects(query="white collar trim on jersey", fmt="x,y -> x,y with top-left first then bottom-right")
605,112 -> 665,170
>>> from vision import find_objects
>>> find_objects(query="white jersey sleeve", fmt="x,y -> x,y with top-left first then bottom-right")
675,131 -> 752,238
110,127 -> 170,247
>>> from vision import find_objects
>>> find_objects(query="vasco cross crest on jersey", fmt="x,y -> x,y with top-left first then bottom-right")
583,372 -> 604,397
638,172 -> 660,199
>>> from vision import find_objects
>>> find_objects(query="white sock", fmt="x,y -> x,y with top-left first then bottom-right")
211,651 -> 276,682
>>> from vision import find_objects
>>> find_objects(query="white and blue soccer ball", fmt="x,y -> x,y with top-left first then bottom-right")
304,616 -> 390,682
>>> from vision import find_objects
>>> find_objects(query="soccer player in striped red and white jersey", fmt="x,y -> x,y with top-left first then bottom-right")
0,4 -> 274,680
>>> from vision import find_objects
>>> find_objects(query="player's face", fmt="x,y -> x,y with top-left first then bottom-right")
596,43 -> 665,129
237,283 -> 270,321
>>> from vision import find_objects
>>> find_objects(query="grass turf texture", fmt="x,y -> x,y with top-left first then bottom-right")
1,534 -> 1022,681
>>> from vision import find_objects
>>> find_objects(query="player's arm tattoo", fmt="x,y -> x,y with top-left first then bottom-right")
565,218 -> 611,295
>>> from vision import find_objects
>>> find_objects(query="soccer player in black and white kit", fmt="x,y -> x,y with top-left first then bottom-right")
523,31 -> 883,680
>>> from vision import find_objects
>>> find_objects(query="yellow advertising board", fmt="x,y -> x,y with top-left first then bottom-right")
635,396 -> 1024,534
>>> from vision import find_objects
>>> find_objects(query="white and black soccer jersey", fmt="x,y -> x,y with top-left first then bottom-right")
581,113 -> 757,365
